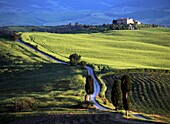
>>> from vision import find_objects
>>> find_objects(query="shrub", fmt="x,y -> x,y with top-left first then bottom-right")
42,84 -> 53,92
69,53 -> 81,65
79,61 -> 87,68
81,101 -> 95,109
11,97 -> 37,111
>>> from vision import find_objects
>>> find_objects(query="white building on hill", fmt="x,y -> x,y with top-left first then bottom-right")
116,18 -> 141,25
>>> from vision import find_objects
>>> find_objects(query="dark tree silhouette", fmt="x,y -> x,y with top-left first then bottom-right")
111,80 -> 122,110
12,32 -> 19,41
85,75 -> 94,101
69,53 -> 81,65
79,61 -> 87,68
121,75 -> 132,116
112,20 -> 117,24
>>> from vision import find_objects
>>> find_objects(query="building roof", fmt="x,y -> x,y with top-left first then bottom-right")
117,18 -> 132,20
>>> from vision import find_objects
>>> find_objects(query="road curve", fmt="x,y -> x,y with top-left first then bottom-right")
17,39 -> 107,111
85,66 -> 108,110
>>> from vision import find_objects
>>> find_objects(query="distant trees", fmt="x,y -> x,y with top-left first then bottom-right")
111,80 -> 122,110
152,24 -> 158,27
85,75 -> 94,101
0,29 -> 19,41
12,33 -> 19,41
69,53 -> 81,65
111,75 -> 132,116
112,20 -> 117,24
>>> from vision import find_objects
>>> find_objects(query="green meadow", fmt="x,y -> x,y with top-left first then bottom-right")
21,28 -> 170,70
0,35 -> 87,123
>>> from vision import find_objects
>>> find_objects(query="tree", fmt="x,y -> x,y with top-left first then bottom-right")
69,53 -> 81,65
12,32 -> 19,41
75,22 -> 79,26
121,75 -> 132,93
111,80 -> 122,110
112,20 -> 117,24
109,25 -> 114,30
123,95 -> 130,112
79,61 -> 87,68
85,75 -> 94,101
152,24 -> 158,27
121,75 -> 132,116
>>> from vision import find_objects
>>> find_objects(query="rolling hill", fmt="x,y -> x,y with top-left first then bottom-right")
21,28 -> 170,70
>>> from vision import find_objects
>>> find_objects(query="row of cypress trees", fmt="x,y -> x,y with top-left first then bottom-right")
111,75 -> 132,116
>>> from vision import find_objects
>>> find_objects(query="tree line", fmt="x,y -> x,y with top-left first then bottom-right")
0,21 -> 160,35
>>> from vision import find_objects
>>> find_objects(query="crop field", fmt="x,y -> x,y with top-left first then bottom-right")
21,28 -> 170,70
103,73 -> 170,117
0,35 -> 87,123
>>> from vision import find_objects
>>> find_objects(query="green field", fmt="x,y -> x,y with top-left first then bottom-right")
21,28 -> 170,70
0,35 -> 87,123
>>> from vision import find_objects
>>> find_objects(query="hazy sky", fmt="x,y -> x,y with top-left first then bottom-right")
0,0 -> 169,26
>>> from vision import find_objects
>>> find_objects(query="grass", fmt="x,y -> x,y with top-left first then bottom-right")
0,34 -> 88,123
21,27 -> 170,70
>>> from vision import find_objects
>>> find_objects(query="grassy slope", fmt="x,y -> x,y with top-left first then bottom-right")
0,35 -> 87,123
21,28 -> 170,70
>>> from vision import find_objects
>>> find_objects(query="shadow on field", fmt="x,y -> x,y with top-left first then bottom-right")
0,62 -> 83,94
0,61 -> 86,112
4,112 -> 165,124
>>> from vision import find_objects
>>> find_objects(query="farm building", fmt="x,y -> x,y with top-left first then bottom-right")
113,18 -> 141,25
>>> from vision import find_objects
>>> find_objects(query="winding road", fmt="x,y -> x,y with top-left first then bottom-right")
17,39 -> 107,111
85,66 -> 108,110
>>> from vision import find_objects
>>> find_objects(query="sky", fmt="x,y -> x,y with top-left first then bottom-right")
0,0 -> 170,26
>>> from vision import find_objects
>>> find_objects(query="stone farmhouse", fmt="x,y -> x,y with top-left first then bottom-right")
114,18 -> 141,25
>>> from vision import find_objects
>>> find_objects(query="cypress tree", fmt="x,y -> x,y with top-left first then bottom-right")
85,75 -> 94,101
85,75 -> 94,95
111,80 -> 122,110
121,75 -> 132,116
121,75 -> 132,93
